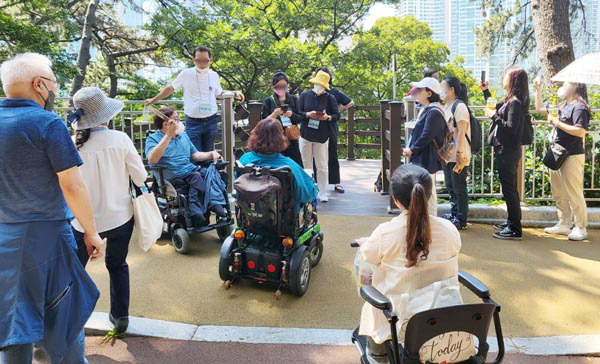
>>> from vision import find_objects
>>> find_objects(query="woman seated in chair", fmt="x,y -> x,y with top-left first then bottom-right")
240,118 -> 317,212
356,164 -> 463,364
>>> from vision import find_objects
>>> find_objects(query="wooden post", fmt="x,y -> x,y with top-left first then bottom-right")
347,105 -> 356,161
221,93 -> 235,192
380,100 -> 390,195
248,101 -> 263,130
388,101 -> 405,214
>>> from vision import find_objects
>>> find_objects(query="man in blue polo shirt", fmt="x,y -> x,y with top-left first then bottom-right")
146,107 -> 224,226
0,53 -> 104,363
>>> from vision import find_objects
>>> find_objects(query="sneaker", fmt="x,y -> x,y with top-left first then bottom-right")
441,213 -> 455,221
318,192 -> 329,203
492,227 -> 522,240
109,313 -> 129,333
452,218 -> 468,230
366,347 -> 389,364
544,224 -> 572,235
568,227 -> 588,241
210,205 -> 227,218
493,222 -> 509,232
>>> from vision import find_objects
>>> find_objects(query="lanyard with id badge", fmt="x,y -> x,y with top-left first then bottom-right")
271,95 -> 293,127
309,111 -> 325,129
196,70 -> 213,113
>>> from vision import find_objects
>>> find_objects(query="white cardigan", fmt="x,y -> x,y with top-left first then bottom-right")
71,129 -> 147,234
359,210 -> 462,343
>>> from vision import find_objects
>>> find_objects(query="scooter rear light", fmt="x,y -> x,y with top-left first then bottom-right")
267,264 -> 276,273
247,260 -> 256,269
234,229 -> 245,240
282,237 -> 294,248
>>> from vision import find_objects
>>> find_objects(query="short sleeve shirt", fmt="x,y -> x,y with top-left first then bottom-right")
0,99 -> 83,223
556,101 -> 589,155
145,131 -> 198,178
171,68 -> 223,118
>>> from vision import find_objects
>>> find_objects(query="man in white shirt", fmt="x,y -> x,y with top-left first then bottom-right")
145,46 -> 245,152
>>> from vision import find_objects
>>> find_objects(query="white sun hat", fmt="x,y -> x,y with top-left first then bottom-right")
410,77 -> 442,96
70,87 -> 124,130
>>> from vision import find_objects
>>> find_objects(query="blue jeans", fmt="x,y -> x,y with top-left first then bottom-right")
185,114 -> 219,152
443,162 -> 469,223
0,330 -> 87,364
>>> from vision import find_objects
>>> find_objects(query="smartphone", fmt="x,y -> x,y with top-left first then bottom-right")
480,70 -> 486,84
280,104 -> 289,112
315,111 -> 324,117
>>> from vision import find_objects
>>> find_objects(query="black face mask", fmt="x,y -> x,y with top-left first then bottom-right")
38,81 -> 56,112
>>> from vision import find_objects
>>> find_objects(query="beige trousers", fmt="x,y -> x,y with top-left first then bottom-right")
549,154 -> 587,228
429,173 -> 438,216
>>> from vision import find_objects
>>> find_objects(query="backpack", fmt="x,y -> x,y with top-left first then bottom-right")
521,112 -> 534,145
429,106 -> 455,164
451,100 -> 482,153
234,169 -> 283,230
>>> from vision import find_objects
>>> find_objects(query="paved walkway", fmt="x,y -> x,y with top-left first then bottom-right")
74,159 -> 600,362
65,337 -> 598,364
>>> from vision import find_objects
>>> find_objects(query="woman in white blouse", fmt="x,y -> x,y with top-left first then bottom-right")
356,164 -> 462,364
69,87 -> 147,334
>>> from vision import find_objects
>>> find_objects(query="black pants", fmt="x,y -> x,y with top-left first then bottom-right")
74,218 -> 134,319
283,139 -> 303,168
496,147 -> 522,234
443,162 -> 469,223
313,134 -> 341,185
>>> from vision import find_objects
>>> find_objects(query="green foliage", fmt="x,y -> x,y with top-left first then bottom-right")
333,16 -> 449,106
148,0 -> 374,101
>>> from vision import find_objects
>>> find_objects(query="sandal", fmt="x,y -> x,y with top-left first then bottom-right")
334,184 -> 345,194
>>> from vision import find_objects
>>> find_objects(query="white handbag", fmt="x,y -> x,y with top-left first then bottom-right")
131,182 -> 163,252
393,278 -> 476,363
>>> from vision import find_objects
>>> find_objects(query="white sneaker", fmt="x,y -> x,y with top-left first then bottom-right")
544,224 -> 572,235
318,192 -> 329,203
568,227 -> 588,241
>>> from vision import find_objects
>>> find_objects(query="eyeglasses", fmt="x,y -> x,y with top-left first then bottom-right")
39,76 -> 58,86
193,59 -> 210,65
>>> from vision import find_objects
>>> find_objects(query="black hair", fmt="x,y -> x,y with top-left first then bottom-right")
75,129 -> 91,150
272,71 -> 289,86
424,68 -> 439,78
193,46 -> 211,58
424,87 -> 441,103
316,66 -> 333,86
154,107 -> 175,130
390,164 -> 432,268
443,76 -> 469,105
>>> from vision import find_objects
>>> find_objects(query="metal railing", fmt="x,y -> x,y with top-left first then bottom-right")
402,101 -> 600,203
8,97 -> 597,202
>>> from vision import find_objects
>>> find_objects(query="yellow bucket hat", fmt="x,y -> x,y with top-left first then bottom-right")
309,70 -> 331,90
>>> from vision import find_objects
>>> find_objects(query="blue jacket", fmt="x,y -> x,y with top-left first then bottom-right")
408,104 -> 447,174
239,152 -> 318,211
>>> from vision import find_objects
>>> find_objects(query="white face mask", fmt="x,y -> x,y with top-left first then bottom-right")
313,85 -> 325,95
196,67 -> 209,74
175,121 -> 185,135
557,85 -> 567,99
439,90 -> 447,101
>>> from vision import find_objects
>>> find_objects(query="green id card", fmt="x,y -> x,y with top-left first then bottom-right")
308,118 -> 320,129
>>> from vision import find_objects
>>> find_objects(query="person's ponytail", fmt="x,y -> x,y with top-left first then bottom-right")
405,182 -> 432,268
75,129 -> 91,150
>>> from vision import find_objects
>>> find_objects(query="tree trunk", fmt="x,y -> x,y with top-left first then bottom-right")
107,55 -> 118,98
531,0 -> 575,81
70,0 -> 100,96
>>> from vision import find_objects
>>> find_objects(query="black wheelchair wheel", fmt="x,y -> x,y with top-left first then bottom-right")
218,237 -> 237,281
289,246 -> 311,296
308,233 -> 324,267
172,228 -> 190,254
216,224 -> 233,242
